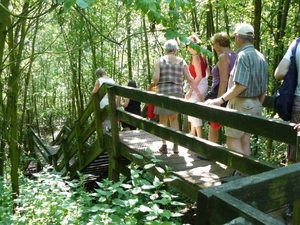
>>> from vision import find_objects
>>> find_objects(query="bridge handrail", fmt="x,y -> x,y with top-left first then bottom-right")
28,83 -> 300,224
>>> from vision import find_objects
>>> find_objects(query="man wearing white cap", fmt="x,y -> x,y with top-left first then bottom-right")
206,23 -> 268,158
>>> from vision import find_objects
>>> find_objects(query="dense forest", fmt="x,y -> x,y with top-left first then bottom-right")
0,0 -> 299,207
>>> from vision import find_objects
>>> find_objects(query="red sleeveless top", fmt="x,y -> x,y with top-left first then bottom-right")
189,55 -> 206,79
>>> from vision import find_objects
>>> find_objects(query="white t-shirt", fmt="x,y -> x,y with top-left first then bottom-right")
283,39 -> 300,96
98,77 -> 115,108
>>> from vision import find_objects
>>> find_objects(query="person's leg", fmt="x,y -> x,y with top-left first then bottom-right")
158,114 -> 168,153
241,133 -> 251,155
159,114 -> 169,145
209,126 -> 219,143
226,136 -> 243,153
189,125 -> 196,136
195,126 -> 203,138
168,114 -> 179,130
169,114 -> 179,153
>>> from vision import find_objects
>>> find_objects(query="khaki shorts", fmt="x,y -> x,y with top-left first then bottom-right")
225,97 -> 262,138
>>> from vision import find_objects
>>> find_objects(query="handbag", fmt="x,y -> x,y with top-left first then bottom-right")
274,37 -> 300,121
204,83 -> 219,101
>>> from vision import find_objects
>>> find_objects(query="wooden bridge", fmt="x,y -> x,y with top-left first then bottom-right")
27,83 -> 300,224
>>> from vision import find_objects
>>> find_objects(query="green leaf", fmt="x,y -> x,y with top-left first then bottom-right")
76,0 -> 90,8
139,205 -> 152,212
155,166 -> 165,174
150,158 -> 163,163
112,198 -> 126,207
131,153 -> 144,159
161,209 -> 172,219
144,163 -> 155,169
154,198 -> 170,205
170,201 -> 186,206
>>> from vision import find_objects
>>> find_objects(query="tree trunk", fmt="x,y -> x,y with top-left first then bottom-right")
253,0 -> 262,50
126,11 -> 133,80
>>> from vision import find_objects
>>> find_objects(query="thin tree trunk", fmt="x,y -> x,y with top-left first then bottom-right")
142,17 -> 151,84
126,11 -> 133,80
253,0 -> 262,50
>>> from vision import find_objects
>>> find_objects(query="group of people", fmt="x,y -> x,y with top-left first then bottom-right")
90,22 -> 300,165
153,23 -> 265,157
90,22 -> 300,218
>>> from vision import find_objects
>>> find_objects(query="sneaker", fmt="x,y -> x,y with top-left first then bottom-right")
159,144 -> 167,154
173,144 -> 179,153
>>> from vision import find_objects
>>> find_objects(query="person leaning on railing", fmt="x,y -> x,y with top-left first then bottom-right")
205,23 -> 268,173
90,67 -> 116,131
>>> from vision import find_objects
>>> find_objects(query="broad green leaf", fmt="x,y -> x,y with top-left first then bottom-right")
161,209 -> 172,219
112,198 -> 126,206
76,0 -> 90,8
131,153 -> 144,159
139,205 -> 152,212
155,166 -> 165,174
153,198 -> 170,205
170,201 -> 186,206
144,163 -> 155,169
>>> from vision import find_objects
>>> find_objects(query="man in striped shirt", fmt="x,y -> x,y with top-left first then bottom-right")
206,23 -> 268,157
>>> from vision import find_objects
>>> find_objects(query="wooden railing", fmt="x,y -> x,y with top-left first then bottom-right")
28,83 -> 300,224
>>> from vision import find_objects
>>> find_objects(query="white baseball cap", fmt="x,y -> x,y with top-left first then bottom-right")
233,23 -> 254,37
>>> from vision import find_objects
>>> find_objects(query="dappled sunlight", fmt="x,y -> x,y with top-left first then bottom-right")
119,130 -> 230,189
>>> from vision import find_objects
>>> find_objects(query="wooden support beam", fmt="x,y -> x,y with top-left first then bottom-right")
197,163 -> 300,223
210,192 -> 284,225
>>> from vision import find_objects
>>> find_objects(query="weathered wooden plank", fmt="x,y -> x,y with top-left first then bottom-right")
118,129 -> 277,176
209,192 -> 284,225
197,163 -> 300,223
113,85 -> 297,145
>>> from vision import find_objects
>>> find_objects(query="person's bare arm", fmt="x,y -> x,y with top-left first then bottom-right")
206,82 -> 247,106
123,98 -> 130,108
294,123 -> 300,136
217,54 -> 230,97
192,55 -> 202,86
87,80 -> 100,105
153,58 -> 161,85
91,80 -> 100,95
274,58 -> 290,80
183,65 -> 202,100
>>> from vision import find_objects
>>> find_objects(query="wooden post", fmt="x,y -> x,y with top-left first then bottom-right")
293,135 -> 300,224
62,135 -> 70,174
75,121 -> 84,168
107,85 -> 120,182
92,91 -> 104,148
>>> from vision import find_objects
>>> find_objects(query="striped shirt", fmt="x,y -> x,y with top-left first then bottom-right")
157,57 -> 186,95
229,44 -> 268,97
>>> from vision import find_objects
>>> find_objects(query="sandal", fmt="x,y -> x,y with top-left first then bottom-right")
159,144 -> 167,154
172,144 -> 179,153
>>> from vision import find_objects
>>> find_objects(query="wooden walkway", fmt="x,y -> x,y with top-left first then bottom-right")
119,129 -> 235,189
119,129 -> 291,224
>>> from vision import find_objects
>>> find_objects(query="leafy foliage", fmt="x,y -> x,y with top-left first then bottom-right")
0,155 -> 187,224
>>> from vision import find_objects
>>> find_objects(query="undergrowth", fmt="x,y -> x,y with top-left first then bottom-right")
0,150 -> 187,225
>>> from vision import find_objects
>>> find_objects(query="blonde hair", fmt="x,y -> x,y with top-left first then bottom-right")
211,32 -> 230,47
188,34 -> 202,45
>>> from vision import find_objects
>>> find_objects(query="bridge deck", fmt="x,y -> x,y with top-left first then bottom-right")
119,129 -> 235,189
118,129 -> 290,224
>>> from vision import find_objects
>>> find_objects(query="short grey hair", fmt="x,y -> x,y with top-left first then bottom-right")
164,39 -> 178,53
239,34 -> 254,43
95,68 -> 106,76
